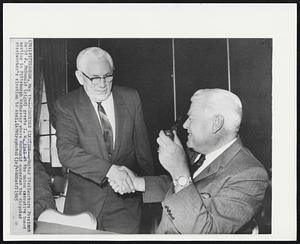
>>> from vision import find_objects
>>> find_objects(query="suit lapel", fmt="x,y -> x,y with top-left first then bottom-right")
193,138 -> 243,183
111,86 -> 126,161
193,157 -> 222,183
77,87 -> 108,157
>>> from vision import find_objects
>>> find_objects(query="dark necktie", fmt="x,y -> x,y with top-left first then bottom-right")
97,102 -> 113,155
191,154 -> 206,176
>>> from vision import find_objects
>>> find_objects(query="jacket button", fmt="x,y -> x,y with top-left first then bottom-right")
200,192 -> 211,199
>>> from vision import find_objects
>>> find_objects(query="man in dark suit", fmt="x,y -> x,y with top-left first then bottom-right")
54,47 -> 154,233
110,88 -> 269,234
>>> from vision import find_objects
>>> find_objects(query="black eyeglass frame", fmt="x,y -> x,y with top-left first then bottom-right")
80,71 -> 114,85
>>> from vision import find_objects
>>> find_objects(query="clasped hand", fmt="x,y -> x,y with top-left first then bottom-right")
107,131 -> 189,195
106,165 -> 143,195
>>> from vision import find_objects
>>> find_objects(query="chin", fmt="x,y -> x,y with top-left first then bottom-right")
186,140 -> 192,149
94,93 -> 110,102
187,141 -> 198,152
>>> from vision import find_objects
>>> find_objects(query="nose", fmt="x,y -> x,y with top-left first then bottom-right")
183,119 -> 189,129
96,78 -> 106,88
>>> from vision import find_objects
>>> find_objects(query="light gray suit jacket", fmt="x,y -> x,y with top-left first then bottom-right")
143,139 -> 269,234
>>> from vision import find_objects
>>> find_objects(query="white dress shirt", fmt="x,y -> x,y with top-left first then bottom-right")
90,94 -> 116,148
193,138 -> 237,178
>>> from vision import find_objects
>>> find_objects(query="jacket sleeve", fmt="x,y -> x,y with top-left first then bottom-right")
54,100 -> 111,185
142,175 -> 172,203
161,167 -> 269,233
133,91 -> 154,176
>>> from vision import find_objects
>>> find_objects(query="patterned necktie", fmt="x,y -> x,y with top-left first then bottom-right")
97,102 -> 113,155
191,154 -> 206,176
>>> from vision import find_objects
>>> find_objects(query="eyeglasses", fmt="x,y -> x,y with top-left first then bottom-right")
81,71 -> 113,85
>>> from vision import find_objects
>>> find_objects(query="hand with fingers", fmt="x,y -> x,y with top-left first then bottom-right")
108,166 -> 146,194
156,130 -> 190,180
119,166 -> 145,192
106,165 -> 135,195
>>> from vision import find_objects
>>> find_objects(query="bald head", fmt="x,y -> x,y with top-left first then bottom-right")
76,47 -> 114,72
191,88 -> 242,133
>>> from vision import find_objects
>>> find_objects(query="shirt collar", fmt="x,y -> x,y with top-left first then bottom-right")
89,92 -> 113,108
205,137 -> 237,163
100,92 -> 113,107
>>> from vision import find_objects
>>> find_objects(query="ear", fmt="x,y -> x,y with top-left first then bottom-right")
211,114 -> 224,134
75,70 -> 84,85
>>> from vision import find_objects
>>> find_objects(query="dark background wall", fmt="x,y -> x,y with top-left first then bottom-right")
37,38 -> 272,172
230,39 -> 272,169
174,39 -> 229,157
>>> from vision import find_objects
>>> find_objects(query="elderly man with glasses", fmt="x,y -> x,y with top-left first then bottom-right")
54,47 -> 154,233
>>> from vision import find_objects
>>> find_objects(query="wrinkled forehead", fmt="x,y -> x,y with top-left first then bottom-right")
80,55 -> 112,75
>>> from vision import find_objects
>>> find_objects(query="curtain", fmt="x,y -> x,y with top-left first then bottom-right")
39,39 -> 67,129
33,40 -> 44,159
33,40 -> 56,219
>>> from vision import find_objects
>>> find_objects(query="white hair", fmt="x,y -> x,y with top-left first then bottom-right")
191,88 -> 243,133
76,47 -> 114,71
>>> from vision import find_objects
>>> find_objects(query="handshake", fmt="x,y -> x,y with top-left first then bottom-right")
106,165 -> 145,195
106,130 -> 189,195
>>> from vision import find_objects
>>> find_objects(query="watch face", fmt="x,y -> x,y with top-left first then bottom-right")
178,176 -> 188,186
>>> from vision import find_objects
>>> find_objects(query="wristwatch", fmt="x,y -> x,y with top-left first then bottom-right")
173,175 -> 192,188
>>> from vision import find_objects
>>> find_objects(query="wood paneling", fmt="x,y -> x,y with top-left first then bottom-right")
230,39 -> 272,169
174,39 -> 229,144
99,39 -> 174,174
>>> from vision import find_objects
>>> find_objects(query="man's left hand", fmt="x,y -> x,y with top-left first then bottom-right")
156,130 -> 190,179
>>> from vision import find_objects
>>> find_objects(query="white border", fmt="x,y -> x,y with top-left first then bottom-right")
3,3 -> 297,241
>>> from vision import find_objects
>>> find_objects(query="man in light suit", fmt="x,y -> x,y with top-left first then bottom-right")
110,88 -> 269,234
55,47 -> 154,233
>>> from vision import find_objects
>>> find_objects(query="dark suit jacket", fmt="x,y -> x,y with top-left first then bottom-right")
55,85 -> 154,232
143,139 -> 269,234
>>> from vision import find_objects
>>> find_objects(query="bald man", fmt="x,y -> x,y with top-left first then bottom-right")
110,88 -> 269,234
54,47 -> 154,233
